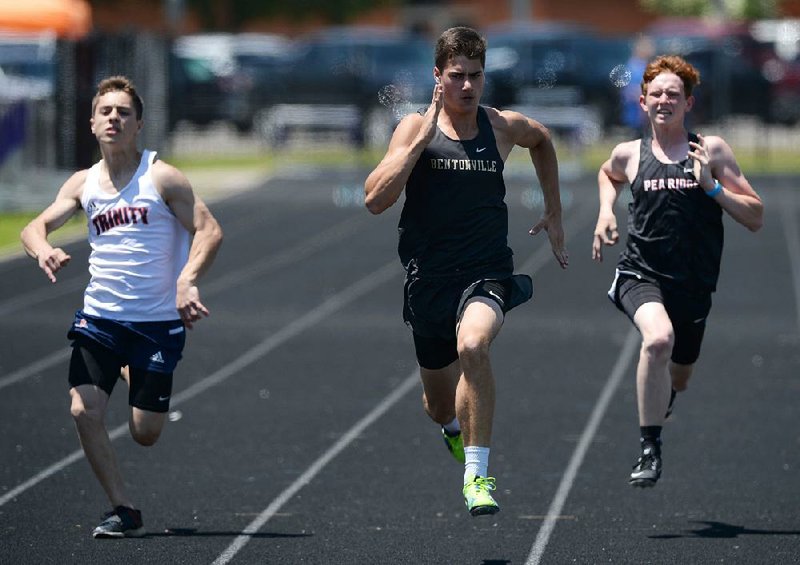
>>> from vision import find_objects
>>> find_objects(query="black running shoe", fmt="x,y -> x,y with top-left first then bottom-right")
92,506 -> 145,538
629,445 -> 662,487
664,388 -> 677,420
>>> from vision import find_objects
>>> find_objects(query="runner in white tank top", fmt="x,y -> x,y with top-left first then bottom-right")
81,149 -> 190,321
21,76 -> 223,538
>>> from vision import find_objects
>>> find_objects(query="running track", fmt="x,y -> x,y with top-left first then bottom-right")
1,166 -> 798,564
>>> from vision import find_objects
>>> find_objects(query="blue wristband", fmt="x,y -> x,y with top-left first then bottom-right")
705,181 -> 723,198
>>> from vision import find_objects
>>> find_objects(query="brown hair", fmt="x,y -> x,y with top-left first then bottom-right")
641,55 -> 701,96
434,26 -> 487,72
91,75 -> 144,120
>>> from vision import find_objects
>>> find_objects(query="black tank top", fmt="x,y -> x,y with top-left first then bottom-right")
398,106 -> 513,277
619,133 -> 724,294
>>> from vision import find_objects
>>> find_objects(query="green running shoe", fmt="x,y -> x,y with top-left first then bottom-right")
462,475 -> 500,516
441,428 -> 465,464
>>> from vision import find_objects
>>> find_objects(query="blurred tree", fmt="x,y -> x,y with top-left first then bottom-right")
638,0 -> 779,19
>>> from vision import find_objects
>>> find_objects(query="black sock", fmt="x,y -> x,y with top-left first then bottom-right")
639,426 -> 662,453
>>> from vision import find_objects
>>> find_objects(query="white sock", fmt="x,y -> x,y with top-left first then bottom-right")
464,446 -> 490,483
442,417 -> 461,436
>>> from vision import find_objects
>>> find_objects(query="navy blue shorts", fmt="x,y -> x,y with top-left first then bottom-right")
404,274 -> 533,370
68,311 -> 185,373
608,273 -> 711,365
67,311 -> 185,412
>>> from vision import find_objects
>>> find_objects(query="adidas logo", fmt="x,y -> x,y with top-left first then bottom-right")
150,351 -> 165,364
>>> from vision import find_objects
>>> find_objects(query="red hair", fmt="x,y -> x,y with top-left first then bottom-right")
641,55 -> 701,96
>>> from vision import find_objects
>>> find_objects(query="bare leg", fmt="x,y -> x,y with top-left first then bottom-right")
455,297 -> 504,448
633,302 -> 674,427
130,408 -> 166,446
70,385 -> 134,509
669,361 -> 694,391
419,360 -> 461,426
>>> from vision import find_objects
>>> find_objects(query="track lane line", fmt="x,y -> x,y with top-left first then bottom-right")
780,198 -> 800,333
211,370 -> 420,565
525,327 -> 638,564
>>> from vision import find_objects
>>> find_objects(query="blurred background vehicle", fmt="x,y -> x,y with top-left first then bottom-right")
226,32 -> 293,133
249,26 -> 432,147
645,18 -> 792,125
483,22 -> 631,142
0,31 -> 56,101
169,33 -> 240,130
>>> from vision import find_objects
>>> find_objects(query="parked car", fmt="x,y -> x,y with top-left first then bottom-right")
483,23 -> 631,128
225,33 -> 293,132
251,26 -> 432,147
646,19 -> 786,125
0,31 -> 56,101
169,33 -> 238,129
169,33 -> 292,132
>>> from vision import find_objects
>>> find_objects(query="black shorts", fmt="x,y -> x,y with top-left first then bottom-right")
608,272 -> 712,365
404,273 -> 533,370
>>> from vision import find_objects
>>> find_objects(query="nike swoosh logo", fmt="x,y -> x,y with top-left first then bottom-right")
159,395 -> 170,402
683,167 -> 693,173
476,147 -> 486,153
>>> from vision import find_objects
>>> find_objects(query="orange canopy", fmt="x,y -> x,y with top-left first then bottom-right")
0,0 -> 91,39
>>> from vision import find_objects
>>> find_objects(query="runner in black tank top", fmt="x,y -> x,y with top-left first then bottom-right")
365,26 -> 568,517
399,106 -> 513,277
619,132 -> 724,295
592,55 -> 763,489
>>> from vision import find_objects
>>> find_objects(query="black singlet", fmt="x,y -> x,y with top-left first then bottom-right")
398,106 -> 513,278
618,133 -> 724,294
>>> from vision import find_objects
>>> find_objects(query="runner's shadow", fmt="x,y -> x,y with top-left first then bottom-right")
650,520 -> 800,539
146,527 -> 313,539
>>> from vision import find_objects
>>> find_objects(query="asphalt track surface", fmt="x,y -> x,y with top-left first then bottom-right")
1,166 -> 799,565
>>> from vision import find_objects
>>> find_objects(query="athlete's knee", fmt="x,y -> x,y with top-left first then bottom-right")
69,389 -> 105,427
641,331 -> 674,362
457,332 -> 491,367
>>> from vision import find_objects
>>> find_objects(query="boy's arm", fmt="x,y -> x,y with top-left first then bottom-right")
691,134 -> 763,232
155,161 -> 223,328
592,143 -> 633,262
364,84 -> 442,214
20,171 -> 86,283
498,109 -> 568,269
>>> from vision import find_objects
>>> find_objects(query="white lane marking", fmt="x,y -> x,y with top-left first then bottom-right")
780,200 -> 800,333
525,328 -> 638,565
0,259 -> 400,509
211,371 -> 420,565
0,349 -> 71,391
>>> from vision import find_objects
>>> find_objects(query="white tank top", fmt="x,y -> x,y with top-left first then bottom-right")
81,150 -> 190,321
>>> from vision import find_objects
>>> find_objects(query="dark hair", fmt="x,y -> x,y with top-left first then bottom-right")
641,55 -> 701,96
434,26 -> 487,71
92,75 -> 144,120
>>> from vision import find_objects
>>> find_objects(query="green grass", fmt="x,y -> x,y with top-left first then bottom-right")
0,212 -> 35,254
0,213 -> 84,258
